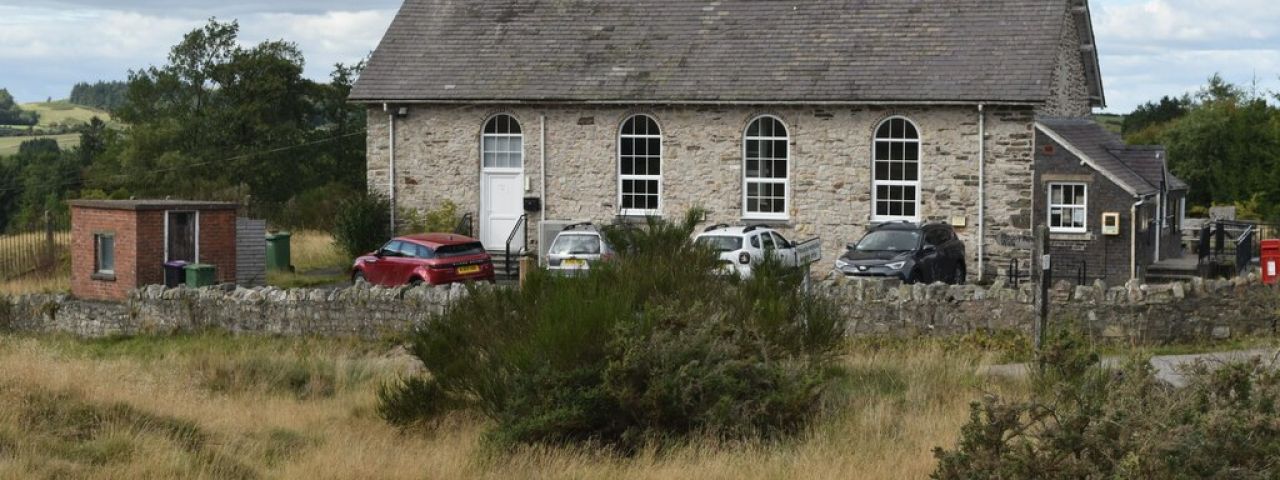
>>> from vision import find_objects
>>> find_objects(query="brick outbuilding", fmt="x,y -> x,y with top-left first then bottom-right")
69,200 -> 239,301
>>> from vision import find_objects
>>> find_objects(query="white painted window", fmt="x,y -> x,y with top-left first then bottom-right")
94,233 -> 115,275
482,114 -> 523,170
619,114 -> 662,216
1048,183 -> 1088,233
872,117 -> 921,221
743,116 -> 790,219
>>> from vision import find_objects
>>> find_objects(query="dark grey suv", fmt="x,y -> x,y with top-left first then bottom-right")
835,222 -> 967,284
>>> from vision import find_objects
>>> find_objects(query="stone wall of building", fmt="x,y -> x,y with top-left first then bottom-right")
3,278 -> 1276,344
1040,7 -> 1094,118
366,104 -> 1037,278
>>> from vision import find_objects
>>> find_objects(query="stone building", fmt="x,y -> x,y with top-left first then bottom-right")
351,0 -> 1108,279
1034,118 -> 1188,285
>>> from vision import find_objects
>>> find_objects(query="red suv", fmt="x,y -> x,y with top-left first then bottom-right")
352,234 -> 496,287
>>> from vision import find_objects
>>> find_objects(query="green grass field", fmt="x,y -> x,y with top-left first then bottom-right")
0,133 -> 80,156
19,101 -> 113,128
1093,113 -> 1125,134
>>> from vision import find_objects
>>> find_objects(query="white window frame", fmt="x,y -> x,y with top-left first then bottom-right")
481,114 -> 524,173
742,115 -> 791,221
618,114 -> 663,217
1047,183 -> 1088,233
164,210 -> 200,263
871,116 -> 922,222
94,233 -> 115,275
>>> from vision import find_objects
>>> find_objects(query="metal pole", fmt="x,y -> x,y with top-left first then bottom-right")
1034,225 -> 1051,356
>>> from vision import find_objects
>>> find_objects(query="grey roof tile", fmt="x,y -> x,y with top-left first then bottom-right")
352,0 -> 1074,103
1038,117 -> 1189,196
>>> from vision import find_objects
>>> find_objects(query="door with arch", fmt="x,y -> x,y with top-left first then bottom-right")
480,114 -> 525,250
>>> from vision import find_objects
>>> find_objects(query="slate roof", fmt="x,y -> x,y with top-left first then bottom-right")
1037,117 -> 1189,197
352,0 -> 1096,105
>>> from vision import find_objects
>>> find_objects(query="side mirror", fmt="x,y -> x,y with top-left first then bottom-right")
922,244 -> 937,254
846,243 -> 857,251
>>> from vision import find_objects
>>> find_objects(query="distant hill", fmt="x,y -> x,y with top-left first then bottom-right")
20,101 -> 113,129
1092,113 -> 1124,134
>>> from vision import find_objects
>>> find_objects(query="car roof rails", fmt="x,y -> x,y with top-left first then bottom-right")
703,223 -> 730,233
563,222 -> 596,231
742,224 -> 772,233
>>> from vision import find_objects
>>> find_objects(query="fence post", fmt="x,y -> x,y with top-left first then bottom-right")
43,210 -> 55,270
1034,225 -> 1051,361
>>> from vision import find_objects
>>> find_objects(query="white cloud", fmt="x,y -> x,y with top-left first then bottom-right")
0,4 -> 395,102
1093,0 -> 1280,111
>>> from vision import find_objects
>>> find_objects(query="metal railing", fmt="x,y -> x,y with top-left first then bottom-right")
454,213 -> 473,237
504,214 -> 528,276
1,212 -> 71,281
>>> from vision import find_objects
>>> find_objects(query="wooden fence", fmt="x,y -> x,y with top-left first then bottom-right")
1,217 -> 71,281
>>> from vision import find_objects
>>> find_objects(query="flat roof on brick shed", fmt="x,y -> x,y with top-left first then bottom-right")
67,200 -> 240,211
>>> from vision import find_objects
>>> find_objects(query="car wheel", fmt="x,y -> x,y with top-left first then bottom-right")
409,277 -> 424,287
906,267 -> 922,285
956,263 -> 967,285
352,271 -> 368,286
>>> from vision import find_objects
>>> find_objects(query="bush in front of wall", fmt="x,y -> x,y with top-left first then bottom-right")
932,326 -> 1280,479
377,211 -> 845,451
331,192 -> 391,258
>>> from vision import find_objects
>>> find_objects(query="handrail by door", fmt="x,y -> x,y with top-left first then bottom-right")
454,213 -> 474,237
505,214 -> 528,276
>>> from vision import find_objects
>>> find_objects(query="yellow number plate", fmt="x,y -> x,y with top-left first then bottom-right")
457,265 -> 481,275
564,259 -> 586,268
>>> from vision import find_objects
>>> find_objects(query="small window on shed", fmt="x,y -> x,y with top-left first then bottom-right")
95,234 -> 115,275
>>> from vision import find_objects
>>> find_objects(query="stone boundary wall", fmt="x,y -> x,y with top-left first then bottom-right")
1,278 -> 1277,343
820,274 -> 1280,343
0,284 -> 468,339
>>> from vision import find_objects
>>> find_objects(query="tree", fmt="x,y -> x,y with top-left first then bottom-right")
1139,75 -> 1280,221
0,89 -> 39,126
1121,95 -> 1190,138
87,19 -> 369,219
69,81 -> 129,112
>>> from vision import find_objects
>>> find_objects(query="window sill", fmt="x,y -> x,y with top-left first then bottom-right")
1049,232 -> 1094,242
91,272 -> 117,282
741,217 -> 793,227
615,213 -> 663,224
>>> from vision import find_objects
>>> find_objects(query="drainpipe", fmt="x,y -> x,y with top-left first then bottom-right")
977,104 -> 986,282
541,114 -> 548,217
384,103 -> 397,236
1131,196 -> 1148,281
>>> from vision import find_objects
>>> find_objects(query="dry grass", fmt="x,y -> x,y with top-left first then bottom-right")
286,230 -> 349,274
0,273 -> 69,296
0,334 -> 1026,480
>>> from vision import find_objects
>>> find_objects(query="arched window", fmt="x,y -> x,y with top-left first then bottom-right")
618,114 -> 662,215
743,116 -> 789,219
482,114 -> 523,170
872,117 -> 921,221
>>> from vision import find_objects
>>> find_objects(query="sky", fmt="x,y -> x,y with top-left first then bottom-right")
1,0 -> 1278,113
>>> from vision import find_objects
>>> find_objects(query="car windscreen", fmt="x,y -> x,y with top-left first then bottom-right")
696,235 -> 743,252
549,234 -> 601,255
434,242 -> 486,258
855,230 -> 920,252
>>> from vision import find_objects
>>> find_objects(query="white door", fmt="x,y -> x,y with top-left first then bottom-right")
481,171 -> 524,250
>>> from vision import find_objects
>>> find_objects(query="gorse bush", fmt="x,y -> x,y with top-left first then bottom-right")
332,192 -> 391,258
932,326 -> 1280,479
378,210 -> 845,450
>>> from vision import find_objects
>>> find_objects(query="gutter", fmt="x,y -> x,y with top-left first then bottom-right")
350,99 -> 1042,107
977,103 -> 986,282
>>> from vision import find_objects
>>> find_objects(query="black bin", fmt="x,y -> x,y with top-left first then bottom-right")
164,261 -> 189,288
